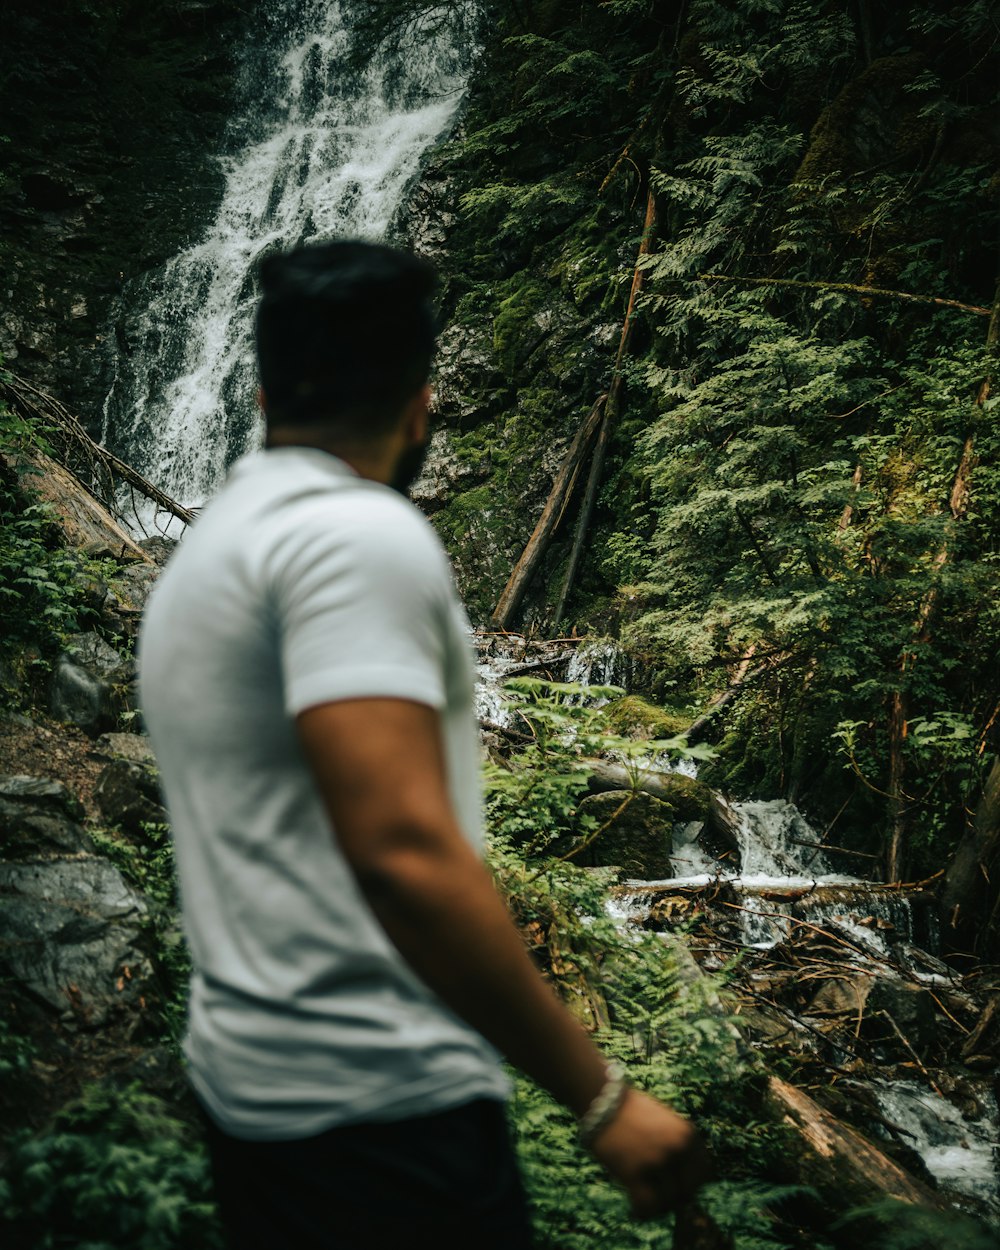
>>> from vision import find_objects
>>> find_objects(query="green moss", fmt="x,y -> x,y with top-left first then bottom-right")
603,694 -> 691,739
795,51 -> 930,187
492,277 -> 551,375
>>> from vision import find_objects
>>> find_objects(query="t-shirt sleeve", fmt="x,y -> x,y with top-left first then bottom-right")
270,498 -> 452,718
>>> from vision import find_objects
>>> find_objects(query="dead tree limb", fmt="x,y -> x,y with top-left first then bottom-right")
490,397 -> 605,630
1,371 -> 195,530
685,648 -> 774,744
553,188 -> 658,625
697,273 -> 992,317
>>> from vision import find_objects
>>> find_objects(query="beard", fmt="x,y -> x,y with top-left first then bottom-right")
389,437 -> 430,497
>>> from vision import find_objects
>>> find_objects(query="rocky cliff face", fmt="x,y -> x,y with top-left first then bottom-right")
0,0 -> 249,433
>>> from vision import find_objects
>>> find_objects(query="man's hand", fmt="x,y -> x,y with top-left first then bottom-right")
589,1088 -> 712,1218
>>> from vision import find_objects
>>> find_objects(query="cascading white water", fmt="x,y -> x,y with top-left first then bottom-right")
871,1080 -> 1000,1214
102,0 -> 473,533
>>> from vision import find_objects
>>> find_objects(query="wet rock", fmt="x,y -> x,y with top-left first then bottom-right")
809,971 -> 874,1019
138,535 -> 178,567
0,855 -> 151,1025
411,428 -> 490,515
50,631 -> 135,737
805,970 -> 938,1056
863,979 -> 937,1055
433,317 -> 505,429
101,561 -> 161,638
94,760 -> 165,835
586,763 -> 740,862
392,161 -> 456,263
95,733 -> 157,768
573,790 -> 674,878
0,774 -> 92,857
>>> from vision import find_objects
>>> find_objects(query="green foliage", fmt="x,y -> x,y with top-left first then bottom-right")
491,841 -> 789,1249
90,823 -> 190,1046
601,0 -> 1000,874
831,1200 -> 999,1250
90,822 -> 178,913
0,397 -> 95,673
0,1082 -> 222,1250
484,677 -> 713,856
485,681 -> 789,1247
0,1007 -> 37,1087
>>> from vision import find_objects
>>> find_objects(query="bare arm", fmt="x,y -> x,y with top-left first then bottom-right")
297,697 -> 709,1216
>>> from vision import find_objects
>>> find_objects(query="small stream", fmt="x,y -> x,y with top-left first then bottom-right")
474,631 -> 1000,1220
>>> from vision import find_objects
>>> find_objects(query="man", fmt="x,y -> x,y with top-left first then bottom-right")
139,240 -> 707,1249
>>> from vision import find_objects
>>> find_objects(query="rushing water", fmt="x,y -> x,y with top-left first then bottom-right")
471,634 -> 999,1216
872,1079 -> 1000,1215
102,0 -> 472,534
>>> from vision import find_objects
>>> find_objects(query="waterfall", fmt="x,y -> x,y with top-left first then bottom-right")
871,1079 -> 1000,1215
102,0 -> 473,534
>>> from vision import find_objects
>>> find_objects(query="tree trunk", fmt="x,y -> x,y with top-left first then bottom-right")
941,755 -> 1000,962
553,187 -> 658,625
765,1077 -> 945,1210
885,689 -> 908,884
490,397 -> 605,630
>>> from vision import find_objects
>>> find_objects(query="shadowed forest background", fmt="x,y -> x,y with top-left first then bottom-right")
2,2 -> 1000,1247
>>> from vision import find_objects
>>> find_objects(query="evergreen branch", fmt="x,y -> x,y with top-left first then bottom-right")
696,274 -> 992,317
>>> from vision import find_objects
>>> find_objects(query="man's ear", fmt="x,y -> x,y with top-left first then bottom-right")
404,384 -> 432,443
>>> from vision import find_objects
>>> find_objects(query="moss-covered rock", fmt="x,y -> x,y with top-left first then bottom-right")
572,789 -> 675,878
603,695 -> 691,739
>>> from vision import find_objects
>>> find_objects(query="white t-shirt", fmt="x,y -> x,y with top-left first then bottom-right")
139,446 -> 508,1140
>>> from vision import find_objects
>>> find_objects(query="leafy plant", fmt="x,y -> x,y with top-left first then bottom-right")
485,676 -> 714,858
0,1083 -> 222,1250
484,680 -> 788,1247
90,823 -> 190,1046
0,393 -> 97,677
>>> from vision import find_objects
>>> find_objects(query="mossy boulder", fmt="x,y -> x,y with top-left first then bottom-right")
573,790 -> 675,879
603,696 -> 691,740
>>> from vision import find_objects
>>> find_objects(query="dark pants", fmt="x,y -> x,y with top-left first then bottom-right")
202,1098 -> 535,1250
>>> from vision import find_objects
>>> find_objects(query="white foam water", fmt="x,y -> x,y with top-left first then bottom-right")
873,1079 -> 1000,1214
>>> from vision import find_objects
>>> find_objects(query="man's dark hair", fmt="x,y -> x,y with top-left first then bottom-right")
256,240 -> 437,437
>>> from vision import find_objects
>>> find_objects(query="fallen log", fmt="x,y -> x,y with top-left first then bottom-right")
6,448 -> 152,564
765,1076 -> 944,1210
490,398 -> 605,630
1,371 -> 195,532
585,760 -> 741,853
